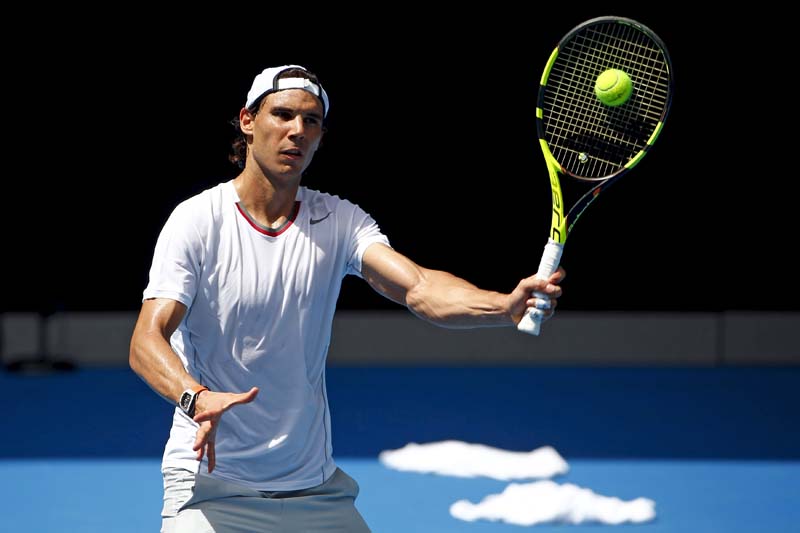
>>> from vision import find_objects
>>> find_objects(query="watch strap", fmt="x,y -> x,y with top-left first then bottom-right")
191,385 -> 209,395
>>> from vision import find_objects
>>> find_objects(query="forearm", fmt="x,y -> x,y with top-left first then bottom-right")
405,269 -> 512,328
129,299 -> 200,404
130,331 -> 198,404
362,244 -> 515,328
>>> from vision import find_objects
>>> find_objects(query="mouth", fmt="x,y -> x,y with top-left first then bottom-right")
279,148 -> 303,160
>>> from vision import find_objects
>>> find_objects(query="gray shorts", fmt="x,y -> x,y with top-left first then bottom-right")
161,467 -> 371,533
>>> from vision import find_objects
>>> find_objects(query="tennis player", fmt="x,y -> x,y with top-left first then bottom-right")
129,64 -> 565,533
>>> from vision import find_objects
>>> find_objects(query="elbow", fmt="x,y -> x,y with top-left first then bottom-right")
405,286 -> 445,326
404,287 -> 422,314
405,286 -> 428,318
129,337 -> 143,376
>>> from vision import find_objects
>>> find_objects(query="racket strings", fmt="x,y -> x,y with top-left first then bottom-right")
541,19 -> 672,179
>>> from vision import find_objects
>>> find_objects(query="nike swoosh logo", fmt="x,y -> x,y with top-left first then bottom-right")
310,212 -> 332,225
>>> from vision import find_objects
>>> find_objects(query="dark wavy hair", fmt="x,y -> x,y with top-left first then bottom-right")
228,67 -> 325,169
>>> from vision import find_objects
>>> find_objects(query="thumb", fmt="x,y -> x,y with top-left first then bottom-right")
193,387 -> 260,423
230,386 -> 259,406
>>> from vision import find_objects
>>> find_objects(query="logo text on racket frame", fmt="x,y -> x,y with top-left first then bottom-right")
549,171 -> 566,243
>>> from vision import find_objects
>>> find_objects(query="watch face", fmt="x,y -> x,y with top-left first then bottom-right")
180,392 -> 192,410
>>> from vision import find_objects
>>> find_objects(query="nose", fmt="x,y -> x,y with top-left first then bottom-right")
288,115 -> 305,139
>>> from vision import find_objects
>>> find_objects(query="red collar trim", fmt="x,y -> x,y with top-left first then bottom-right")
235,201 -> 301,236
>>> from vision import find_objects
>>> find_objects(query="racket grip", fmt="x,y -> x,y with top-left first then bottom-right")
517,238 -> 564,336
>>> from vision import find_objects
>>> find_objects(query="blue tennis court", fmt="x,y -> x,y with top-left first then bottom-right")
2,366 -> 798,532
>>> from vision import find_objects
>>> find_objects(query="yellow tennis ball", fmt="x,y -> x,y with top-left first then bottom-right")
595,69 -> 633,107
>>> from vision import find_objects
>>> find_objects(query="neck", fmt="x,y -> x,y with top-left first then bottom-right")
233,169 -> 299,229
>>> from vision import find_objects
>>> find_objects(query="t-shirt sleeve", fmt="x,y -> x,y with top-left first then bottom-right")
346,205 -> 390,278
142,200 -> 203,307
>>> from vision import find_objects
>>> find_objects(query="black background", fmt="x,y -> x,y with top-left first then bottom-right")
4,7 -> 797,314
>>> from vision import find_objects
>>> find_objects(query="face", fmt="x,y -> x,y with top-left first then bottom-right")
241,89 -> 325,183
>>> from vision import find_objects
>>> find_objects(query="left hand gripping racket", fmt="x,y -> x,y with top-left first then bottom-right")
518,16 -> 674,335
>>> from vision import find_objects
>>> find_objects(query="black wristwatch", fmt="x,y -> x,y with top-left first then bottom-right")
179,385 -> 209,418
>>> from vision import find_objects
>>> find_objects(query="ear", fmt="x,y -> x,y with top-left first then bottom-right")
239,107 -> 256,135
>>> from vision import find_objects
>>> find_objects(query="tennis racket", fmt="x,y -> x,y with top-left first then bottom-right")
518,16 -> 674,335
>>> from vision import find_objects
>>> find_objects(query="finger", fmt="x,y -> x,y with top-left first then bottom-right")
207,442 -> 216,473
524,308 -> 546,320
243,386 -> 259,401
230,387 -> 260,407
193,388 -> 259,422
550,267 -> 566,283
527,277 -> 558,296
193,434 -> 206,462
195,441 -> 205,462
541,282 -> 562,298
193,410 -> 217,423
193,422 -> 211,452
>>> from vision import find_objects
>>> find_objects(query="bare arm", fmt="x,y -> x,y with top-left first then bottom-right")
129,298 -> 198,402
129,298 -> 257,472
361,243 -> 564,329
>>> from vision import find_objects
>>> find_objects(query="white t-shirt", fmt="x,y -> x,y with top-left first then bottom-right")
143,180 -> 390,490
